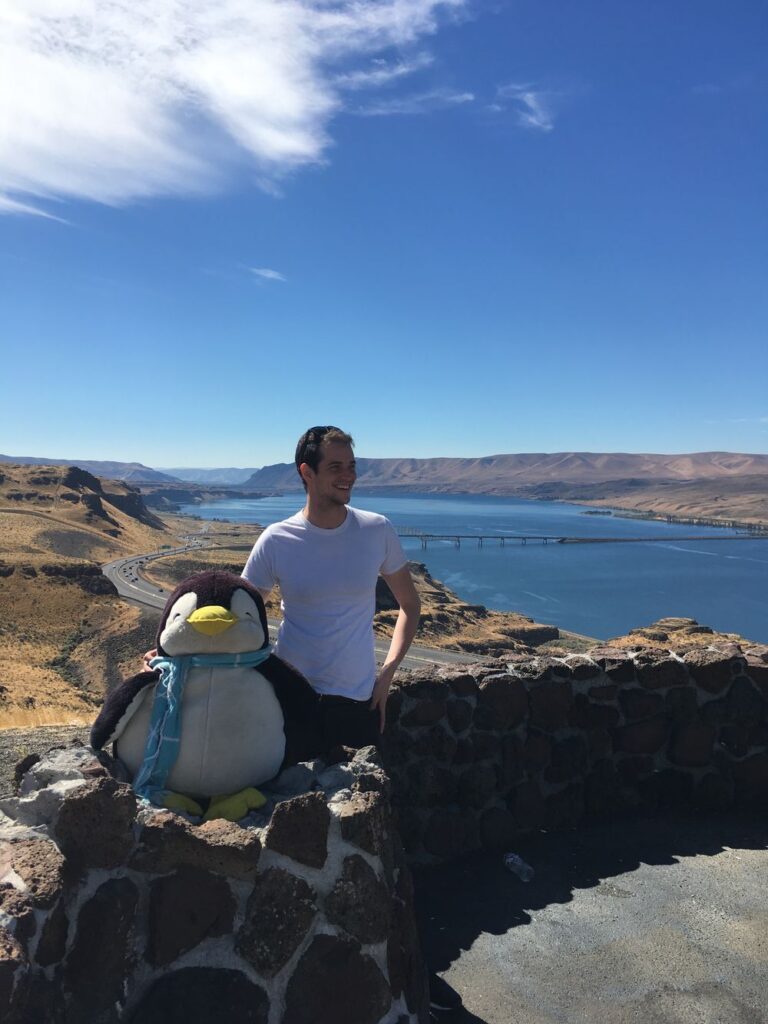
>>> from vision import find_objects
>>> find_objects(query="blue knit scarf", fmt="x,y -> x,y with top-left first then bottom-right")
133,648 -> 273,806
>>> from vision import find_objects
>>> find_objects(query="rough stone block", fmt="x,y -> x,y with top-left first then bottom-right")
726,677 -> 765,723
236,868 -> 317,977
569,694 -> 620,730
700,697 -> 728,726
587,727 -> 613,761
0,888 -> 37,954
452,737 -> 475,765
0,930 -> 27,1022
479,806 -> 518,849
732,753 -> 768,802
407,762 -> 456,806
510,781 -> 547,830
618,688 -> 664,721
546,735 -> 588,783
35,899 -> 69,967
128,968 -> 268,1024
637,656 -> 690,690
684,650 -> 732,694
131,812 -> 261,880
325,855 -> 391,944
446,699 -> 473,734
54,776 -> 136,869
411,725 -> 457,760
617,756 -> 654,781
567,659 -> 602,681
456,763 -> 498,808
397,677 -> 450,701
499,734 -> 523,789
583,760 -> 620,818
587,684 -> 618,702
603,659 -> 637,683
283,934 -> 391,1024
523,732 -> 551,773
471,730 -> 502,760
443,672 -> 479,697
664,686 -> 699,723
613,717 -> 669,755
64,877 -> 138,1021
718,724 -> 750,758
669,723 -> 715,767
387,873 -> 429,1019
477,674 -> 528,729
337,790 -> 390,855
545,783 -> 584,828
147,867 -> 235,967
385,687 -> 403,724
528,680 -> 573,731
264,791 -> 329,868
2,838 -> 64,908
400,700 -> 447,727
694,773 -> 733,811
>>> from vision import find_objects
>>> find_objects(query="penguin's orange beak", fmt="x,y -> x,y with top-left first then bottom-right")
187,606 -> 237,635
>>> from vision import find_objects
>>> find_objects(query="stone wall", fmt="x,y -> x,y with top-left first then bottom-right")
384,646 -> 768,862
0,746 -> 428,1024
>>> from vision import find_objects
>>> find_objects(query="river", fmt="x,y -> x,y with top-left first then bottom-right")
178,493 -> 768,643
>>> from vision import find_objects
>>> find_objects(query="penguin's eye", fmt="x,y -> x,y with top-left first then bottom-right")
231,589 -> 261,623
167,593 -> 197,623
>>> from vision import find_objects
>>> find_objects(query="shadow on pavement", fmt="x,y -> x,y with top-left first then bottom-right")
415,811 -> 767,1024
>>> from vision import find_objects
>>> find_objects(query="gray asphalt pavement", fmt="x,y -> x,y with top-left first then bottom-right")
416,812 -> 767,1024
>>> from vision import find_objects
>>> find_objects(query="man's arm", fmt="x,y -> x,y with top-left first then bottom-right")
370,565 -> 421,732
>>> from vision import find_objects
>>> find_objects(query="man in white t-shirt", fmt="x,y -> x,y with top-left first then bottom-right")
242,425 -> 421,749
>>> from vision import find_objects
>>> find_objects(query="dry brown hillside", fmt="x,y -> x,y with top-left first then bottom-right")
0,465 -> 171,727
241,453 -> 768,525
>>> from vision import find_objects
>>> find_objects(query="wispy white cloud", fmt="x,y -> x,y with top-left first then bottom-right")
495,83 -> 555,132
729,416 -> 768,425
250,267 -> 287,283
335,52 -> 434,90
354,88 -> 474,116
0,193 -> 69,223
0,0 -> 465,216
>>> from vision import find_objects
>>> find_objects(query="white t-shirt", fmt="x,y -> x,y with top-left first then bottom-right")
242,506 -> 407,700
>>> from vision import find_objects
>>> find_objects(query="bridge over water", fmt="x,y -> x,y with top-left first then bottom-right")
396,527 -> 768,549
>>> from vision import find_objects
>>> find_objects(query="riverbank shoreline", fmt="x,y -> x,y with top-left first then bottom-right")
169,489 -> 768,534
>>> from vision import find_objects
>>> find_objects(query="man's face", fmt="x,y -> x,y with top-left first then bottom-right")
304,442 -> 356,505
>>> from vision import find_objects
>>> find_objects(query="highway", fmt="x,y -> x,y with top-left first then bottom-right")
102,538 -> 480,671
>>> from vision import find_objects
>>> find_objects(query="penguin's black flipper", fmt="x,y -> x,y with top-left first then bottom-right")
91,671 -> 159,750
259,655 -> 322,764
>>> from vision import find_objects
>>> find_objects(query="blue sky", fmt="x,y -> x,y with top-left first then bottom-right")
1,0 -> 765,467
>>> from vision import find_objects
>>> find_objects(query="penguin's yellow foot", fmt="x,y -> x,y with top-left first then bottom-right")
203,787 -> 268,822
161,791 -> 204,816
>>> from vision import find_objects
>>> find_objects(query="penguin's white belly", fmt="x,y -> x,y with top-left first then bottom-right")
116,666 -> 286,797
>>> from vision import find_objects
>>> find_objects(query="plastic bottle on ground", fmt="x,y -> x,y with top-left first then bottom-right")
503,852 -> 534,881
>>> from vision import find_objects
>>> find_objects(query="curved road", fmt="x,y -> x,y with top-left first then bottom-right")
102,539 -> 481,671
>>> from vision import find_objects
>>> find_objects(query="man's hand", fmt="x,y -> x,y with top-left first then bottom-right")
142,648 -> 157,671
370,662 -> 397,733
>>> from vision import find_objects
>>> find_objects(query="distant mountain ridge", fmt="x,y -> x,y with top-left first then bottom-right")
243,451 -> 768,493
158,467 -> 260,485
0,455 -> 178,484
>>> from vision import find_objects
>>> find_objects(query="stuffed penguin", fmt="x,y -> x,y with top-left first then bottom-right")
91,571 -> 321,820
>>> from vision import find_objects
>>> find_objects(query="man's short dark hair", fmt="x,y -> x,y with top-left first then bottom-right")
295,426 -> 354,488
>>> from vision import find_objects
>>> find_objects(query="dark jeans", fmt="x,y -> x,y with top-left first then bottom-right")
318,694 -> 380,751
